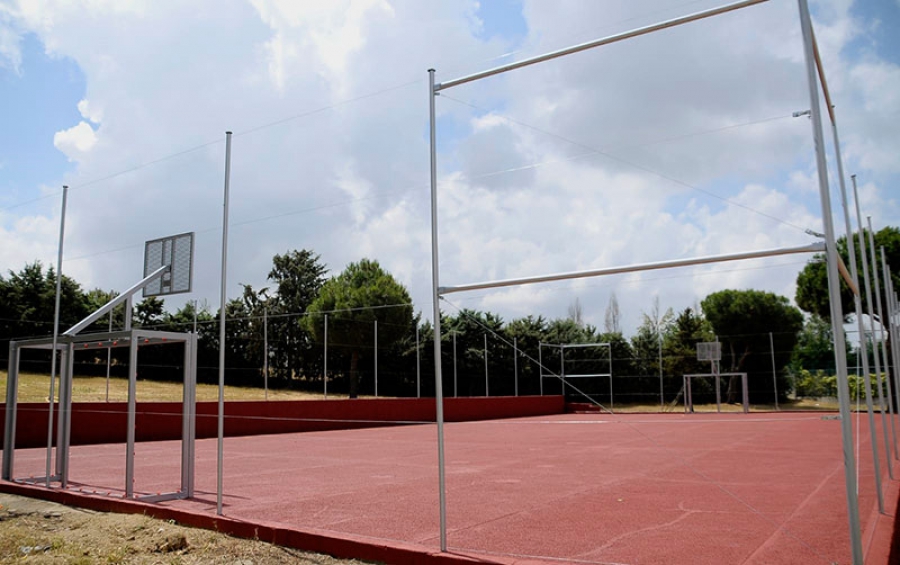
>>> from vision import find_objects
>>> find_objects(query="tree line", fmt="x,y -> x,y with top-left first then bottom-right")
1,226 -> 897,405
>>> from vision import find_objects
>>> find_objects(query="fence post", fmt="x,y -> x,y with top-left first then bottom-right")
374,320 -> 378,397
769,332 -> 778,410
484,333 -> 489,397
416,326 -> 421,398
514,337 -> 518,397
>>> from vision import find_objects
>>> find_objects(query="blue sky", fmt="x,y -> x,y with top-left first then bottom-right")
0,0 -> 898,336
0,33 -> 84,207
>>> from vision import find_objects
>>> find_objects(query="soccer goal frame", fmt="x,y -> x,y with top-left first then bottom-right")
538,342 -> 613,407
2,331 -> 197,501
426,0 -> 863,560
683,372 -> 749,414
2,234 -> 198,502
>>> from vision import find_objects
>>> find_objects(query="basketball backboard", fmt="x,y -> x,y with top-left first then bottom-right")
143,232 -> 194,297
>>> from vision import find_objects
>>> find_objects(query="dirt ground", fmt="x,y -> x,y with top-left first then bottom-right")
0,493 -> 370,565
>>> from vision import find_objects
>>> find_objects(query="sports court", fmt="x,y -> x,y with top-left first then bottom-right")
3,410 -> 897,564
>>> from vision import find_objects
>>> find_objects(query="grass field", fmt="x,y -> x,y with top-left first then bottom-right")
0,371 -> 334,403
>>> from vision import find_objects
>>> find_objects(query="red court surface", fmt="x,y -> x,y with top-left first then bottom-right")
3,411 -> 899,565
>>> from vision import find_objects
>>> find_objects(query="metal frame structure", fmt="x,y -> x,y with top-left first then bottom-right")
428,0 -> 863,560
4,232 -> 198,503
539,342 -> 613,408
683,372 -> 749,414
2,330 -> 197,501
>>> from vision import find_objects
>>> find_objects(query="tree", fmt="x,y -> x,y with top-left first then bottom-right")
506,315 -> 548,395
266,250 -> 327,386
796,226 -> 900,327
631,298 -> 675,381
663,307 -> 714,401
790,314 -> 839,375
0,262 -> 91,343
567,298 -> 584,329
701,289 -> 803,403
133,296 -> 165,327
604,292 -> 620,334
305,259 -> 413,398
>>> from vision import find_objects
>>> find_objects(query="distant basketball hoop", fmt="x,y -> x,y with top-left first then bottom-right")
696,341 -> 722,362
143,232 -> 194,297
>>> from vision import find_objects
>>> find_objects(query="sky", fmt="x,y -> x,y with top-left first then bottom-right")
0,0 -> 898,337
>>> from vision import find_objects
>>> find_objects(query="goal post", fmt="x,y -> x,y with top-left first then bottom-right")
683,372 -> 749,413
539,342 -> 613,408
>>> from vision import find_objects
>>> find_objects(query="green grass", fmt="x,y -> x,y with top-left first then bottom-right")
1,371 -> 333,403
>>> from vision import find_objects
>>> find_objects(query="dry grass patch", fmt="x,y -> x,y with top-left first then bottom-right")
1,371 -> 333,403
0,493 -> 368,564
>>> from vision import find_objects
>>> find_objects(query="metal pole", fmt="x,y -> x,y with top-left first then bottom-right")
798,2 -> 862,561
263,307 -> 268,401
539,342 -> 543,396
609,344 -> 614,412
862,214 -> 895,468
106,313 -> 112,402
125,337 -> 137,497
514,337 -> 518,397
560,346 -> 565,395
836,168 -> 884,509
659,333 -> 664,411
217,131 -> 232,516
769,332 -> 779,410
45,185 -> 67,487
484,333 -> 489,397
870,233 -> 898,458
324,314 -> 328,399
854,177 -> 893,481
416,326 -> 421,398
428,68 -> 448,552
435,0 -> 768,91
440,243 -> 823,295
889,273 -> 900,416
374,320 -> 378,397
453,331 -> 457,397
884,255 -> 900,423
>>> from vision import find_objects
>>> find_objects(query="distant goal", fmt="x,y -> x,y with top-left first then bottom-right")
683,372 -> 748,414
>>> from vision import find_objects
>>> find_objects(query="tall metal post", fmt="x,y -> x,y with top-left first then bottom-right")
374,320 -> 378,397
769,332 -> 779,410
853,177 -> 893,481
263,307 -> 268,401
870,234 -> 898,457
659,334 -> 664,411
453,331 -> 457,397
45,185 -> 67,487
888,272 -> 900,412
513,337 -> 518,397
798,2 -> 862,561
324,314 -> 328,399
106,313 -> 112,402
609,344 -> 614,412
484,333 -> 489,397
416,326 -> 421,398
125,337 -> 138,498
837,169 -> 884,510
217,131 -> 233,516
428,68 -> 448,552
881,252 -> 899,417
539,342 -> 543,396
560,347 -> 565,395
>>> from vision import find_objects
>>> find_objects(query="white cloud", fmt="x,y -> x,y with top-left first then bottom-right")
0,0 -> 897,338
77,99 -> 103,124
0,7 -> 22,72
53,121 -> 98,159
